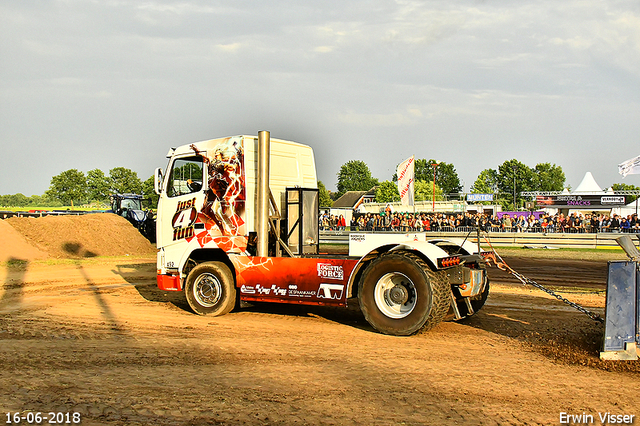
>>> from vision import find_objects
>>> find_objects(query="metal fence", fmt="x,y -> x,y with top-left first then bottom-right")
1,210 -> 91,219
320,228 -> 640,249
322,225 -> 640,234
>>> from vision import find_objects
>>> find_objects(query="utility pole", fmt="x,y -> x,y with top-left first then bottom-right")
512,164 -> 517,210
431,162 -> 439,212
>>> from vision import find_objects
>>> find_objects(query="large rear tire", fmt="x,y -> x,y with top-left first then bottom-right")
358,252 -> 449,336
185,262 -> 236,316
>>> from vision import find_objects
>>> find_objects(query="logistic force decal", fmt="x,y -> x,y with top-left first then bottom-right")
172,197 -> 197,240
185,137 -> 247,251
317,263 -> 344,280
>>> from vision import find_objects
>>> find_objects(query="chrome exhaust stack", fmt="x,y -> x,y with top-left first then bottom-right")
257,130 -> 270,257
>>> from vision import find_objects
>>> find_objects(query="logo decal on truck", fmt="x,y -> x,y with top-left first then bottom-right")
241,284 -> 287,296
171,197 -> 197,241
317,263 -> 344,280
240,285 -> 256,294
317,283 -> 344,299
288,285 -> 315,298
257,284 -> 287,296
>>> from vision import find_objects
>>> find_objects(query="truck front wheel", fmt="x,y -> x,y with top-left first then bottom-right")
358,252 -> 449,336
185,262 -> 236,316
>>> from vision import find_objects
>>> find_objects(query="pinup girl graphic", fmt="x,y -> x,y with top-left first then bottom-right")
190,139 -> 245,236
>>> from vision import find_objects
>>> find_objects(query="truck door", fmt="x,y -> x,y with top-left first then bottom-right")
157,154 -> 207,249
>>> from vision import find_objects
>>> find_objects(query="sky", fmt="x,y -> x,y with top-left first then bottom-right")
1,0 -> 639,197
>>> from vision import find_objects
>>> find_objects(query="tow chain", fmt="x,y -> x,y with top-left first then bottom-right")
480,233 -> 605,324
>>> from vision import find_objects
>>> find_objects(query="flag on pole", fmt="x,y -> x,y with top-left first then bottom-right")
618,155 -> 640,178
397,156 -> 415,206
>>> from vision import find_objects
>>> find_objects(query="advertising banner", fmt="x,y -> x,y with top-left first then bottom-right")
536,194 -> 626,208
397,156 -> 415,207
467,194 -> 494,202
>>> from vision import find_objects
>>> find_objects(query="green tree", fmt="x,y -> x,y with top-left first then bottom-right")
429,160 -> 462,195
0,193 -> 58,207
411,159 -> 432,183
415,180 -> 444,201
45,169 -> 87,206
28,194 -> 60,207
336,160 -> 378,197
318,181 -> 332,208
0,193 -> 29,207
14,193 -> 29,206
142,175 -> 160,208
375,180 -> 400,203
86,169 -> 110,202
109,167 -> 143,195
611,183 -> 640,203
497,160 -> 537,209
533,163 -> 565,192
471,169 -> 499,194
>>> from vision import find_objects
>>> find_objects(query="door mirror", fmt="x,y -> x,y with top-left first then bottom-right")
154,167 -> 163,195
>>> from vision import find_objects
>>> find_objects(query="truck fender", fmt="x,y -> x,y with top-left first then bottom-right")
387,241 -> 451,267
158,244 -> 232,291
427,238 -> 482,255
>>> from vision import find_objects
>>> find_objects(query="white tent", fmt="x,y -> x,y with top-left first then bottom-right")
566,172 -> 609,214
573,171 -> 604,194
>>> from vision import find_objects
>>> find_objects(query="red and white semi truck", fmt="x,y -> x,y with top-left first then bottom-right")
154,131 -> 489,335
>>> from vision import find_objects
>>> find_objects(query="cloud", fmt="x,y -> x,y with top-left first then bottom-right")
215,42 -> 242,52
1,0 -> 639,196
314,46 -> 334,53
549,36 -> 593,50
338,109 -> 423,127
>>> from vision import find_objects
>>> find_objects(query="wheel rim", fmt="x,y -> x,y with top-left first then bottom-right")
373,272 -> 417,319
193,273 -> 222,307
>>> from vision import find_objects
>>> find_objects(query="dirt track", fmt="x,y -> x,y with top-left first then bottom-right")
1,250 -> 639,425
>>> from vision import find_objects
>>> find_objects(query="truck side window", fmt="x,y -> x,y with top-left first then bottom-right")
167,156 -> 204,198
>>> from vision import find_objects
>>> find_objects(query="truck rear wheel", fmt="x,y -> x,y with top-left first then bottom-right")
358,252 -> 449,336
185,262 -> 236,316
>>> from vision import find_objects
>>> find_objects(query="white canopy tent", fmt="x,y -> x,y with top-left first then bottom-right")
573,171 -> 604,194
568,172 -> 615,214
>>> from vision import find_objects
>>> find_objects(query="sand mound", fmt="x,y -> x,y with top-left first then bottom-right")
0,219 -> 48,262
4,214 -> 156,259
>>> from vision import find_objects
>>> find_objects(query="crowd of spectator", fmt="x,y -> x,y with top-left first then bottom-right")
319,210 -> 640,233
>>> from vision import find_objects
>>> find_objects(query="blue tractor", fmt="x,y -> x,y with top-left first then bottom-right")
109,193 -> 156,243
